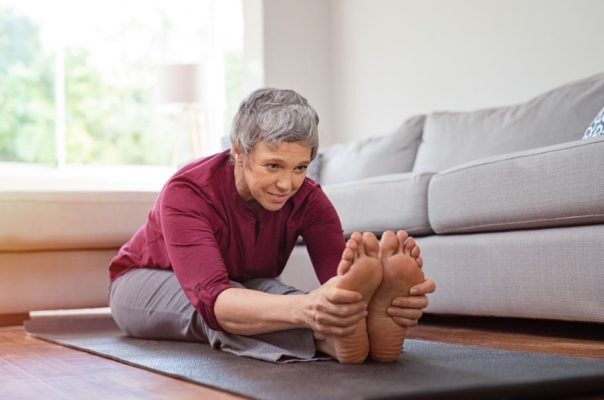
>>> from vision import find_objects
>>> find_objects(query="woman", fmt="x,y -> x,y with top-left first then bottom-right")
109,88 -> 435,364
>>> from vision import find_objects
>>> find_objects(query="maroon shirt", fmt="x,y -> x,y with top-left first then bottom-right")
109,150 -> 345,331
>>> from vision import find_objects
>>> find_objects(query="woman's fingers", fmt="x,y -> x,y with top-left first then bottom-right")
391,294 -> 428,309
390,316 -> 420,328
305,284 -> 368,336
310,310 -> 367,336
388,293 -> 429,328
387,306 -> 423,321
322,284 -> 362,304
408,278 -> 436,295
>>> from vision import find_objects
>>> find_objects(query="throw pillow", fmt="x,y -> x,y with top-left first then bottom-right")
583,106 -> 604,139
319,114 -> 425,185
413,73 -> 604,173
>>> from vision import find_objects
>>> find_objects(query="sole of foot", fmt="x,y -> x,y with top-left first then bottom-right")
367,230 -> 425,362
330,232 -> 383,364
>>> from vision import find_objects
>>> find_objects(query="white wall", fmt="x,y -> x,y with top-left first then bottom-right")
330,0 -> 604,142
258,0 -> 604,144
261,0 -> 335,144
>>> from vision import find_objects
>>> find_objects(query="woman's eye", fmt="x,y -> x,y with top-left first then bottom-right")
265,163 -> 280,171
294,165 -> 308,173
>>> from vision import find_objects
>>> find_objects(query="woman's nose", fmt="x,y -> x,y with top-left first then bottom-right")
275,171 -> 293,191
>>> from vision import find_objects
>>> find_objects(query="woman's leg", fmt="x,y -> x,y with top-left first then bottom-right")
109,268 -> 208,342
109,268 -> 322,363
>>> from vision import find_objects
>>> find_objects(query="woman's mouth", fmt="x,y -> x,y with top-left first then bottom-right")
266,192 -> 289,203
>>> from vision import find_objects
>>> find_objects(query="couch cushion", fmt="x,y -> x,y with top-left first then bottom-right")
418,224 -> 604,323
0,191 -> 158,251
414,73 -> 604,173
320,115 -> 425,185
428,137 -> 604,234
323,172 -> 434,236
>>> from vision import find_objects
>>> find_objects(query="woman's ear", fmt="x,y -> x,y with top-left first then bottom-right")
231,146 -> 243,164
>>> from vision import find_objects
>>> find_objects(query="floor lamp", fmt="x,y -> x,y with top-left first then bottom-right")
157,63 -> 204,165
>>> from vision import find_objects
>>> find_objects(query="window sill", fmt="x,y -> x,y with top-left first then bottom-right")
0,163 -> 176,192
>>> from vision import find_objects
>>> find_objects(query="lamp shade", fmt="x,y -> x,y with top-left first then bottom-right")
156,63 -> 201,104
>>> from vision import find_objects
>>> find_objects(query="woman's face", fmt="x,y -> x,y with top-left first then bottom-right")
234,141 -> 311,212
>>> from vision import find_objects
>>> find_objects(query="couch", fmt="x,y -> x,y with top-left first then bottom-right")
0,191 -> 157,319
1,73 -> 602,325
281,72 -> 604,323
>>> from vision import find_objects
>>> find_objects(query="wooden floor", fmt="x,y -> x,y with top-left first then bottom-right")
1,315 -> 603,400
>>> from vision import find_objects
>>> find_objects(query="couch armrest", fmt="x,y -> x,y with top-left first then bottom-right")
0,191 -> 158,251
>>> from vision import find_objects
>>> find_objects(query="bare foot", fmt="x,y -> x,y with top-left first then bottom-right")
316,232 -> 382,364
367,230 -> 425,362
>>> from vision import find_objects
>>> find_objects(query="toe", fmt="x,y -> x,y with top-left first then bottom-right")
410,246 -> 420,259
349,232 -> 363,256
351,232 -> 362,242
379,231 -> 398,258
342,246 -> 355,262
363,232 -> 379,258
396,230 -> 409,245
403,237 -> 416,255
346,237 -> 357,251
346,238 -> 360,260
354,232 -> 367,256
337,247 -> 355,275
417,256 -> 424,268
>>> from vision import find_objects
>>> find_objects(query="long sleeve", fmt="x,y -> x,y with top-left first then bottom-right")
299,187 -> 345,284
159,178 -> 232,331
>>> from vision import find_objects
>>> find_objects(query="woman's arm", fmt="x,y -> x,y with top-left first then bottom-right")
214,276 -> 367,336
160,179 -> 235,331
204,185 -> 367,337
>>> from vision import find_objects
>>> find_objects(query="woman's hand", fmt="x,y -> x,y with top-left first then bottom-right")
303,276 -> 367,337
386,278 -> 436,328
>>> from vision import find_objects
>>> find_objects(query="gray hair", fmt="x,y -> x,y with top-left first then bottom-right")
230,88 -> 319,160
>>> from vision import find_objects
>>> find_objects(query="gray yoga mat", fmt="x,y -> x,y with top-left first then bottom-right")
25,314 -> 604,400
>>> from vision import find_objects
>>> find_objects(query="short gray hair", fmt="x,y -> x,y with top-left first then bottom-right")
230,88 -> 319,160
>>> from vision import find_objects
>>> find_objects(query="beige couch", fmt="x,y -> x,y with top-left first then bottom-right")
0,191 -> 157,317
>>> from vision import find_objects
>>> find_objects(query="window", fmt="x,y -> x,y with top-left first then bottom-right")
0,0 -> 243,172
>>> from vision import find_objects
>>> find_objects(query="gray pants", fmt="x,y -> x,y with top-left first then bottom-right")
109,268 -> 324,363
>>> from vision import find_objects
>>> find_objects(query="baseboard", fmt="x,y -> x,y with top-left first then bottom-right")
0,312 -> 30,327
419,314 -> 604,340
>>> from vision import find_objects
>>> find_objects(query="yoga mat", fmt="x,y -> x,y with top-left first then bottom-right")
25,313 -> 604,400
